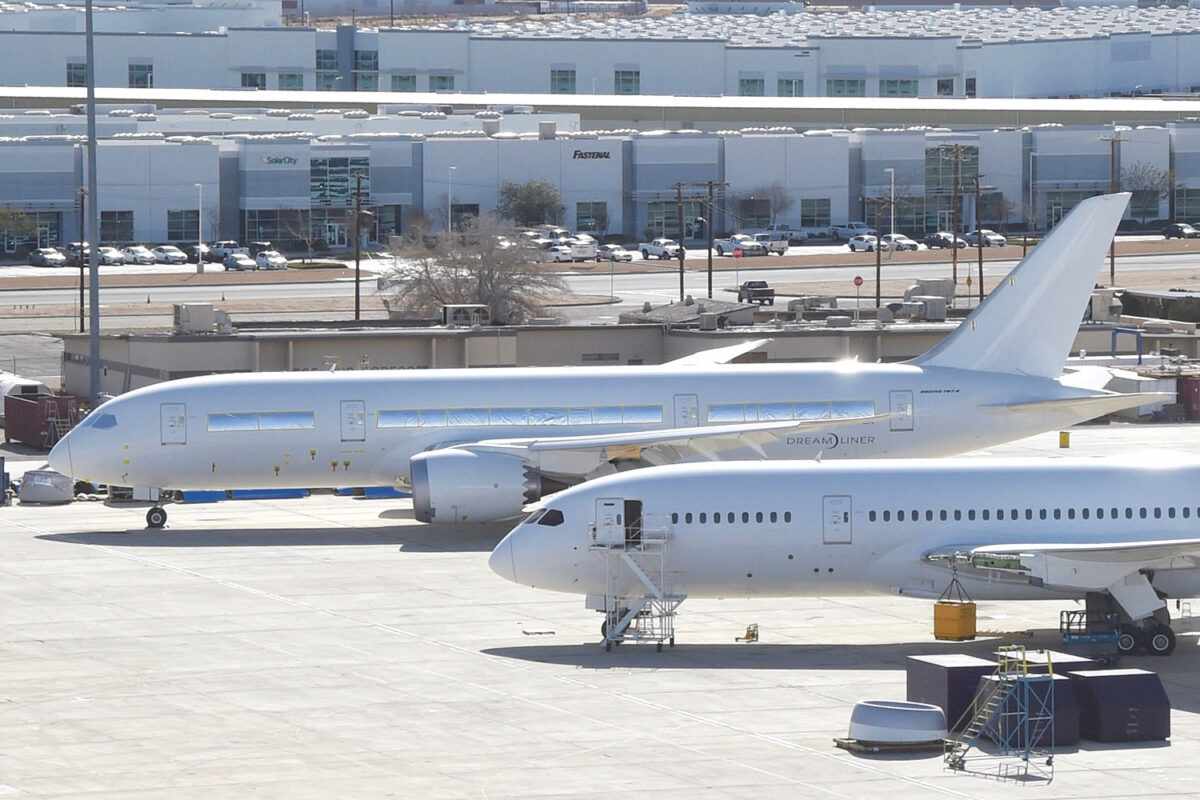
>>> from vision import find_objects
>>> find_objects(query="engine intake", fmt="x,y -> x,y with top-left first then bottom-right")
411,448 -> 540,523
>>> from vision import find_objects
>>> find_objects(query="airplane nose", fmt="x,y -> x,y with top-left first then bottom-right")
489,534 -> 518,584
48,433 -> 73,477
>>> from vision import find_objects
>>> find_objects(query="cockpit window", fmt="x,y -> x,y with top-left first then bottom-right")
523,509 -> 546,524
87,413 -> 117,429
538,509 -> 564,527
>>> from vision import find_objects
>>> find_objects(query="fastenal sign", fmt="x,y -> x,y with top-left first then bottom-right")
262,155 -> 299,166
572,150 -> 611,160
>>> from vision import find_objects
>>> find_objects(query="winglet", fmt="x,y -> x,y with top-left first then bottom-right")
913,193 -> 1130,379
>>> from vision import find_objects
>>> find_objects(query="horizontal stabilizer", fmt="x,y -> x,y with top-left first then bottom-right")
981,392 -> 1174,417
913,193 -> 1130,379
666,338 -> 771,366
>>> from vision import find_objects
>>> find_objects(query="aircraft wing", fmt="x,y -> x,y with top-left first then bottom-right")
936,537 -> 1200,620
665,338 -> 771,366
980,392 -> 1174,417
464,411 -> 888,459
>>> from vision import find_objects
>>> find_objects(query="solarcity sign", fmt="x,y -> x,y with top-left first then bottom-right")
262,155 -> 299,166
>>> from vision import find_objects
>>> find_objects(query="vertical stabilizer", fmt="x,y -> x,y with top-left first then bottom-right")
913,192 -> 1130,379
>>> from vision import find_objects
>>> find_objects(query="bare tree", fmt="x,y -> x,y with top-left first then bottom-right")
1121,161 -> 1172,223
280,210 -> 319,263
383,214 -> 567,324
497,180 -> 563,228
737,183 -> 795,229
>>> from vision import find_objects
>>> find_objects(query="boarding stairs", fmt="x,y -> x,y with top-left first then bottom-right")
590,511 -> 686,651
944,645 -> 1056,783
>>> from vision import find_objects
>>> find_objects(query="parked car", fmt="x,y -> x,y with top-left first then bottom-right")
924,231 -> 967,249
737,280 -> 775,305
29,247 -> 66,267
97,246 -> 126,266
832,221 -> 877,241
752,233 -> 790,256
879,233 -> 920,251
190,243 -> 213,263
122,245 -> 157,265
752,222 -> 804,242
713,234 -> 767,257
210,240 -> 242,261
545,245 -> 575,263
965,229 -> 1007,247
1163,222 -> 1200,239
560,237 -> 598,261
223,252 -> 256,271
638,238 -> 683,260
255,250 -> 288,270
848,234 -> 887,252
597,244 -> 634,262
64,241 -> 90,265
152,245 -> 189,264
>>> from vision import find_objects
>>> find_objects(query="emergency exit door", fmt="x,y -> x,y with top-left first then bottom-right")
822,495 -> 852,544
340,400 -> 366,442
889,390 -> 914,432
674,394 -> 699,427
160,402 -> 187,445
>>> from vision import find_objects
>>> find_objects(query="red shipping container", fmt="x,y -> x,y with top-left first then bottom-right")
1179,377 -> 1200,421
3,394 -> 80,449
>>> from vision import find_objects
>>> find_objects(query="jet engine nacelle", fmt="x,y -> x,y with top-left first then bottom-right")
410,448 -> 540,523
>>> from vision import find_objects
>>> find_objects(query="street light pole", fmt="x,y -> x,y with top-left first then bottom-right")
706,180 -> 714,299
84,0 -> 101,403
77,186 -> 85,333
354,173 -> 362,321
447,165 -> 456,232
884,167 -> 896,262
195,182 -> 204,274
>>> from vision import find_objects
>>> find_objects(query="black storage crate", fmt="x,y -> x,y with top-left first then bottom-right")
906,654 -> 997,731
1068,669 -> 1170,742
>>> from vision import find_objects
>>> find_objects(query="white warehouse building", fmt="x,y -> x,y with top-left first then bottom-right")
3,4 -> 1200,99
0,110 -> 1196,252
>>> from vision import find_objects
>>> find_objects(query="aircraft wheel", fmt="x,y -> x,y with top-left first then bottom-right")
146,506 -> 167,529
1117,624 -> 1143,655
1147,624 -> 1176,656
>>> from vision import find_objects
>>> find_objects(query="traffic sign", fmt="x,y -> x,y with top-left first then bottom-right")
853,275 -> 863,287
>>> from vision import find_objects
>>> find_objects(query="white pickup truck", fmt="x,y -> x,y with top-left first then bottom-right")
752,233 -> 789,256
831,222 -> 877,241
712,234 -> 766,257
639,238 -> 683,260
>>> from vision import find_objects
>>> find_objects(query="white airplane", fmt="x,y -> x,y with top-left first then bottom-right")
489,457 -> 1200,655
50,193 -> 1161,529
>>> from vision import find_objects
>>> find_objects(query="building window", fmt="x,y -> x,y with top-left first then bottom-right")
551,69 -> 576,94
576,202 -> 608,233
241,72 -> 266,90
880,79 -> 918,97
279,72 -> 304,91
100,211 -> 133,243
128,63 -> 153,89
316,72 -> 339,91
778,78 -> 803,97
316,48 -> 339,91
737,196 -> 771,229
800,198 -> 831,228
1130,189 -> 1160,221
738,77 -> 765,97
355,73 -> 378,91
311,156 -> 370,208
614,69 -> 640,95
354,50 -> 378,72
937,77 -> 954,96
826,79 -> 864,97
315,49 -> 338,70
1177,187 -> 1200,220
392,73 -> 416,92
67,62 -> 87,88
965,77 -> 977,98
450,203 -> 479,230
166,210 -> 199,242
430,75 -> 455,92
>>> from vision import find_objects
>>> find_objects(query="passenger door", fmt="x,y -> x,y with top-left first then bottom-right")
822,495 -> 852,544
594,497 -> 624,546
673,393 -> 700,427
889,390 -> 914,432
340,400 -> 366,442
160,402 -> 187,445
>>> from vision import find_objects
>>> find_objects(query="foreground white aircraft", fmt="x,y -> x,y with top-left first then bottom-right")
51,193 -> 1159,528
490,457 -> 1199,655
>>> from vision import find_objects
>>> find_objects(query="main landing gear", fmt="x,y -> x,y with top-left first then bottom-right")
1117,622 -> 1176,657
146,506 -> 168,529
1075,592 -> 1178,657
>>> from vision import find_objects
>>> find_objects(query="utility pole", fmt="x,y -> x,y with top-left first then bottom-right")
1099,125 -> 1126,285
77,186 -> 86,334
974,176 -> 986,303
951,145 -> 961,287
84,0 -> 101,403
675,182 -> 685,302
706,180 -> 714,299
354,173 -> 362,321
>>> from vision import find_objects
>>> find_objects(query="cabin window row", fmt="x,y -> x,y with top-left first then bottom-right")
377,405 -> 663,428
671,511 -> 793,525
207,411 -> 316,432
708,400 -> 875,424
867,505 -> 1195,523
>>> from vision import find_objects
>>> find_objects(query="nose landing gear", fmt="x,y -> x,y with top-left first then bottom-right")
146,506 -> 168,529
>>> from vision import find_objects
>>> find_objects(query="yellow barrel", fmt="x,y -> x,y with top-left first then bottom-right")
933,600 -> 977,641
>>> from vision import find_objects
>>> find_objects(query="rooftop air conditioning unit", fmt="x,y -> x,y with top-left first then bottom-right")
174,303 -> 216,333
